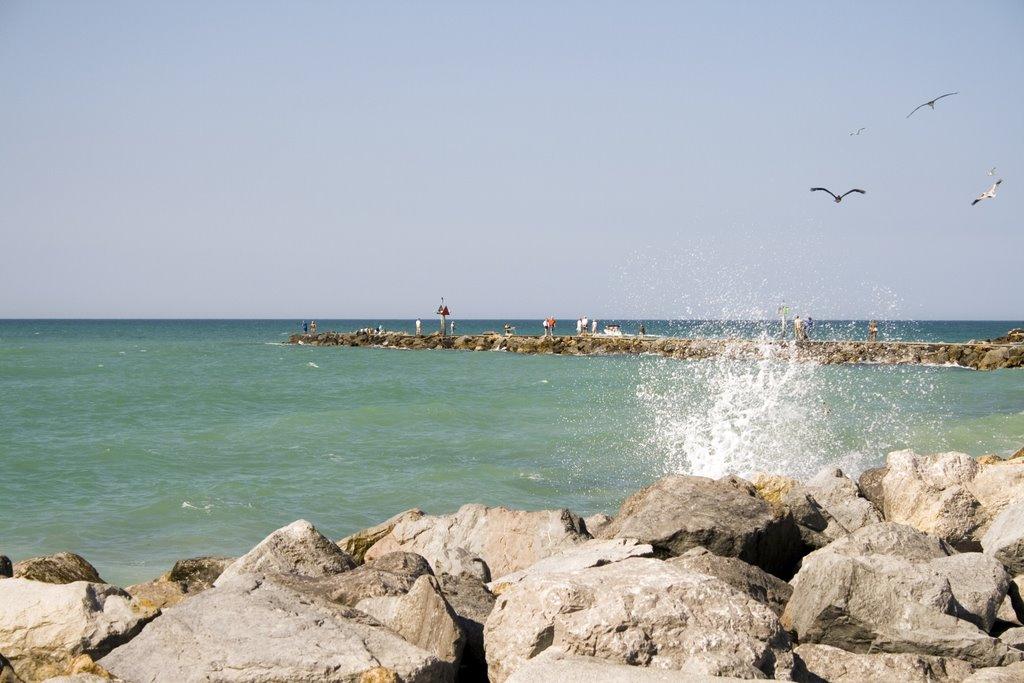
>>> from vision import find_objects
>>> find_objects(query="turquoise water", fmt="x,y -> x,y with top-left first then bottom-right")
2,319 -> 1022,586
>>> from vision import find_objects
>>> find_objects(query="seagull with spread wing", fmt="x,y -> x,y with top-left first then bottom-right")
850,127 -> 866,136
988,167 -> 997,176
972,179 -> 1002,206
810,187 -> 866,203
906,92 -> 958,118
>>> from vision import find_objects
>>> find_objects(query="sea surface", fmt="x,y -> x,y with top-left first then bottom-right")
2,319 -> 1023,586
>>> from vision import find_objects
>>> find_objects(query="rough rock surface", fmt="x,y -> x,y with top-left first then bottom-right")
124,578 -> 187,617
99,575 -> 449,682
355,574 -> 465,667
12,553 -> 103,585
364,504 -> 590,579
503,648 -> 747,682
487,539 -> 653,595
483,557 -> 793,682
272,551 -> 433,607
982,502 -> 1024,575
338,508 -> 424,564
968,459 -> 1024,517
0,579 -> 151,681
805,467 -> 883,533
125,555 -> 234,617
857,466 -> 888,512
427,547 -> 491,583
669,547 -> 793,617
793,643 -> 974,682
1,653 -> 23,683
783,523 -> 1021,667
964,661 -> 1024,681
882,450 -> 988,550
1000,627 -> 1024,650
167,556 -> 233,592
215,519 -> 355,586
928,553 -> 1011,632
599,474 -> 803,578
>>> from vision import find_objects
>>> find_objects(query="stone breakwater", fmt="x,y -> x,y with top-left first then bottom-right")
287,331 -> 1024,370
3,448 -> 1024,682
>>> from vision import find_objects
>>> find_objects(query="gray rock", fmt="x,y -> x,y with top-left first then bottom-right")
1000,627 -> 1024,651
997,594 -> 1022,626
857,466 -> 888,512
99,575 -> 450,682
792,643 -> 974,682
881,450 -> 987,551
928,553 -> 1011,632
38,676 -> 108,683
484,556 -> 793,682
430,546 -> 491,583
167,555 -> 234,592
272,551 -> 433,607
488,538 -> 653,595
214,519 -> 355,586
0,578 -> 152,682
337,508 -> 424,564
964,661 -> 1024,681
504,648 -> 749,682
355,574 -> 465,668
983,502 -> 1024,576
806,467 -> 883,533
669,547 -> 793,617
365,504 -> 590,580
783,523 -> 1022,668
124,577 -> 187,617
12,553 -> 103,585
598,474 -> 804,578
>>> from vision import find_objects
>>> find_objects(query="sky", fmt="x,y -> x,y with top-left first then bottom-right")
1,1 -> 1021,319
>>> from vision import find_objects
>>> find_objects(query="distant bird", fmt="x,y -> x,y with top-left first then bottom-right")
810,187 -> 866,203
971,179 -> 1002,206
850,127 -> 866,136
988,167 -> 997,176
906,92 -> 959,118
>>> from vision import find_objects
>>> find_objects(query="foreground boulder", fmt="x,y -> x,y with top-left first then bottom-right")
669,547 -> 793,617
214,519 -> 355,586
364,504 -> 590,579
1,653 -> 22,683
881,450 -> 987,550
964,661 -> 1024,681
793,643 -> 973,682
12,553 -> 103,585
355,574 -> 465,667
99,575 -> 450,682
804,467 -> 883,533
598,474 -> 803,578
0,579 -> 151,681
437,573 -> 495,680
983,502 -> 1024,575
504,648 -> 737,682
484,557 -> 793,682
783,523 -> 1021,667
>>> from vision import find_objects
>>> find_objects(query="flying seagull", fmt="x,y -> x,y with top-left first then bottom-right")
988,167 -> 997,176
972,179 -> 1002,206
850,127 -> 866,136
810,187 -> 866,203
906,92 -> 959,118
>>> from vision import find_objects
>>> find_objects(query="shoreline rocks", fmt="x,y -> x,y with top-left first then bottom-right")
3,446 -> 1024,681
287,330 -> 1024,370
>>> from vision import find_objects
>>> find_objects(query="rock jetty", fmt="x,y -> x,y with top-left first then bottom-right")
2,448 -> 1024,681
287,330 -> 1024,370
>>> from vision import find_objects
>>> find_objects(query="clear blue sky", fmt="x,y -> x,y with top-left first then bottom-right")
1,1 -> 1021,319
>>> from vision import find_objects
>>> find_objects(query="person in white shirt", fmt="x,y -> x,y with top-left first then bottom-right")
591,319 -> 597,334
415,319 -> 422,336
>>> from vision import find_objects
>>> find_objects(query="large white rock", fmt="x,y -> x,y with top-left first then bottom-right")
483,557 -> 792,682
503,648 -> 751,682
98,574 -> 449,682
487,539 -> 653,595
0,579 -> 151,682
214,519 -> 355,586
364,504 -> 590,579
982,502 -> 1024,576
783,523 -> 1021,668
793,643 -> 974,682
881,450 -> 988,550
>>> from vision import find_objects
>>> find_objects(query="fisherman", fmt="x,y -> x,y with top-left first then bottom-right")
302,320 -> 308,334
415,318 -> 422,336
591,319 -> 597,334
868,320 -> 878,342
793,316 -> 804,340
639,323 -> 646,337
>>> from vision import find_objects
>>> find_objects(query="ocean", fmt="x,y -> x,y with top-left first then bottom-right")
2,319 -> 1022,586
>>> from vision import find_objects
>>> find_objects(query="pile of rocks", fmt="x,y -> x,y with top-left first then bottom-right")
2,448 -> 1023,681
288,330 -> 1024,370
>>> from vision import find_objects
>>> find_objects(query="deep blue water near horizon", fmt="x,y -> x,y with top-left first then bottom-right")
2,319 -> 1022,585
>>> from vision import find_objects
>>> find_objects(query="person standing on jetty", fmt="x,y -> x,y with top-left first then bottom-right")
310,320 -> 317,334
415,319 -> 422,336
582,315 -> 589,335
591,319 -> 598,334
805,317 -> 814,340
302,321 -> 308,334
639,323 -> 646,337
778,304 -> 790,338
450,320 -> 456,335
793,316 -> 805,340
576,318 -> 583,336
868,320 -> 879,342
